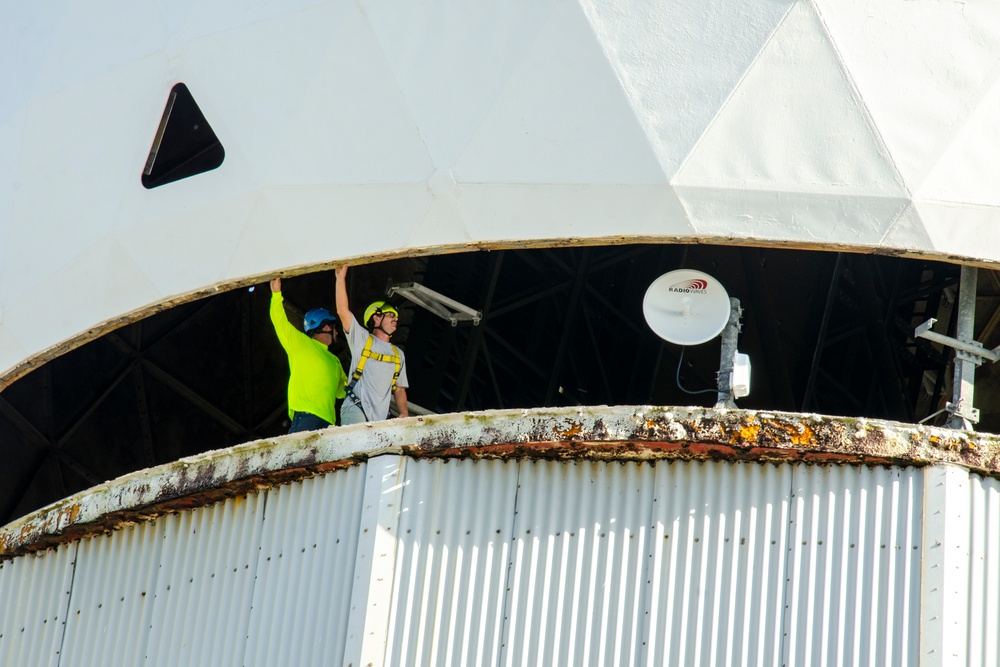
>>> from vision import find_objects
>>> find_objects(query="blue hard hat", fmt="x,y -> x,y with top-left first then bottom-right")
303,307 -> 337,334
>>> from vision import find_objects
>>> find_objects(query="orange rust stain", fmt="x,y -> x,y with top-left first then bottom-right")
760,418 -> 817,446
739,422 -> 761,443
555,421 -> 584,439
789,423 -> 817,446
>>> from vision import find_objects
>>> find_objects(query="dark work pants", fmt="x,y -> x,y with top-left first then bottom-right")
288,412 -> 331,434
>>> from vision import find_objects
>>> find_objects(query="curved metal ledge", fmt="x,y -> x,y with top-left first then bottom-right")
2,405 -> 997,560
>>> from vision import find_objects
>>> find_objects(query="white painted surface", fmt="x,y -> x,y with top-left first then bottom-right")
0,542 -> 76,667
0,455 -> 938,667
344,455 -> 407,667
245,469 -> 365,667
785,465 -> 922,667
385,458 -> 516,667
920,464 -> 970,667
5,1 -> 1000,380
967,473 -> 1000,667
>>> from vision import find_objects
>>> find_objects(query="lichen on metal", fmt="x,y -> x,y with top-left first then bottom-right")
3,405 -> 1000,560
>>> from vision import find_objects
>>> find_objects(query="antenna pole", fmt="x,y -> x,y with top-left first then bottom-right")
715,298 -> 742,409
945,265 -> 979,429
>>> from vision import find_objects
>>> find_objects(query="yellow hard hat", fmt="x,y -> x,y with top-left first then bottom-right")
364,301 -> 399,326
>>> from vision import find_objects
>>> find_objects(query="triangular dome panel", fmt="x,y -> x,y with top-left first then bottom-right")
116,193 -> 256,297
404,198 -> 470,249
180,3 -> 431,186
258,2 -> 434,184
2,238 -> 161,359
9,83 -> 133,300
680,187 -> 910,248
37,3 -> 167,102
914,77 -> 1000,207
816,0 -> 1000,189
914,201 -> 1000,263
580,0 -> 794,179
454,0 -> 665,185
877,203 -> 932,253
227,185 -> 433,278
675,1 -> 905,197
362,0 -> 557,170
0,323 -> 29,381
0,110 -> 25,289
456,184 -> 687,242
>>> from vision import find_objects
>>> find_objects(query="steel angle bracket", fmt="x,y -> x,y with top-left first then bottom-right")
387,281 -> 482,326
914,318 -> 1000,365
915,312 -> 999,427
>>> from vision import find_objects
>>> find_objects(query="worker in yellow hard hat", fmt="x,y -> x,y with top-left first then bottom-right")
335,265 -> 409,424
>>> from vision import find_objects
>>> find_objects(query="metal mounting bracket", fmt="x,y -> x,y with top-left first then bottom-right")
913,265 -> 989,429
386,282 -> 482,327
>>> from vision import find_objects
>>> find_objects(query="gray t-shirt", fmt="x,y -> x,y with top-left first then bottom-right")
345,314 -> 408,421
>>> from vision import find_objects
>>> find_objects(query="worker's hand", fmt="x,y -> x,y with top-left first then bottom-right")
335,265 -> 348,281
270,277 -> 281,293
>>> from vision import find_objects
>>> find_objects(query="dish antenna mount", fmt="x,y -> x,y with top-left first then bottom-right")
643,269 -> 750,407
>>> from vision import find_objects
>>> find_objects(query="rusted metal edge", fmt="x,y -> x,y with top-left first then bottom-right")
3,405 -> 998,561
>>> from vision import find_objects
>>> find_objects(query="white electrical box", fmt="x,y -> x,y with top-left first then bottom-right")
731,352 -> 751,398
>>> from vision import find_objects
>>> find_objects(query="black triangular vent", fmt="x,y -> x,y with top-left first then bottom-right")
142,83 -> 225,189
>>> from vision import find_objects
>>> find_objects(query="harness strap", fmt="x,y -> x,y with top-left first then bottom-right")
348,336 -> 402,392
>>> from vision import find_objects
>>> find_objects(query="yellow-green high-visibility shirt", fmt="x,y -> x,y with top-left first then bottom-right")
270,291 -> 346,425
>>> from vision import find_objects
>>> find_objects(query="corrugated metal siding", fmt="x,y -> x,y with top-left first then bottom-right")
501,459 -> 656,667
59,521 -> 163,667
645,460 -> 792,667
245,465 -> 366,667
0,542 -> 76,667
783,465 -> 922,667
968,473 -> 1000,667
143,493 -> 266,666
1,456 -> 932,667
385,458 -> 517,667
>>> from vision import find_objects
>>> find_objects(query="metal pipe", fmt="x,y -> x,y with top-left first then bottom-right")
715,298 -> 742,409
946,265 -> 979,429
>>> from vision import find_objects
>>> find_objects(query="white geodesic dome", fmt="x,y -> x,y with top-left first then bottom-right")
4,0 -> 1000,383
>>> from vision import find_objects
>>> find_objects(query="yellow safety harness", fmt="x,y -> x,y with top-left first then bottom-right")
345,336 -> 401,419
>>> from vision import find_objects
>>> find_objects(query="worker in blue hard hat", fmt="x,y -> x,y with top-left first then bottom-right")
269,277 -> 347,433
335,265 -> 409,424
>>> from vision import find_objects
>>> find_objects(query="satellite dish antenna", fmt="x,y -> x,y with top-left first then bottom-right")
643,269 -> 732,345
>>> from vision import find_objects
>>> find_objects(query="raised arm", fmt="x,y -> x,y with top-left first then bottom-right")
335,265 -> 352,332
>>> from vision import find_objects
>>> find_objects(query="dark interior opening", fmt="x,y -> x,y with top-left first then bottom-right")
3,243 -> 994,523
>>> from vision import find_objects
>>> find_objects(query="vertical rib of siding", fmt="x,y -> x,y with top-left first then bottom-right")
383,458 -> 517,667
244,465 -> 366,667
920,464 -> 970,667
59,521 -> 162,667
784,465 -> 921,667
500,459 -> 655,667
643,460 -> 792,667
344,455 -> 408,667
142,493 -> 266,667
967,473 -> 1000,667
0,541 -> 76,667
